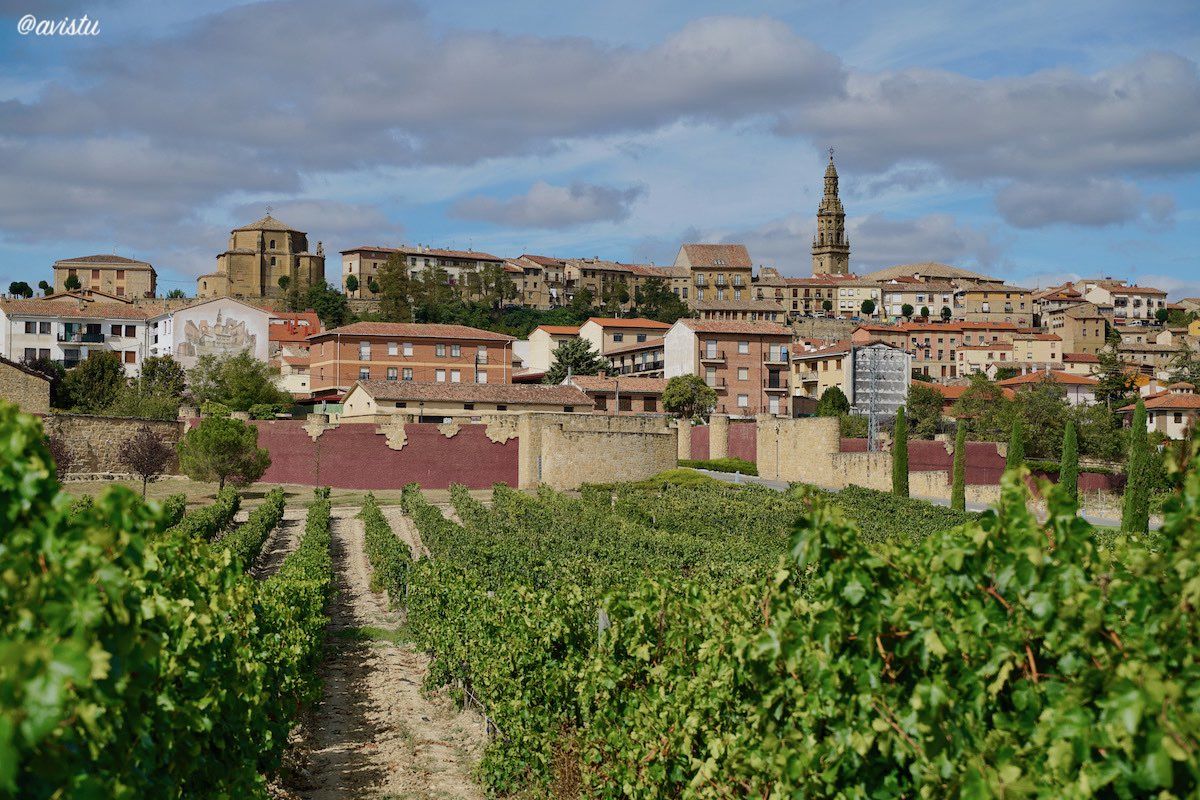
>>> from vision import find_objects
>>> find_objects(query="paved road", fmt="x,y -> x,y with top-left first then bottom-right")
694,469 -> 1159,531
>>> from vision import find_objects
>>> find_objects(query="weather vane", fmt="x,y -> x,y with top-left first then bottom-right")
266,204 -> 273,215
829,146 -> 835,161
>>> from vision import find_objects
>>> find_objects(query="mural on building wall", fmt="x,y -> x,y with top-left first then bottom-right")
177,310 -> 257,358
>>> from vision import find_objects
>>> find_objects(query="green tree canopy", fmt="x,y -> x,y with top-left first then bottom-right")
892,406 -> 909,496
305,282 -> 352,328
1006,416 -> 1025,471
177,415 -> 270,490
951,423 -> 967,511
1121,397 -> 1151,533
906,382 -> 945,439
545,338 -> 610,385
166,288 -> 186,299
344,274 -> 359,293
62,352 -> 126,412
1094,330 -> 1137,409
816,386 -> 850,417
940,306 -> 952,322
1168,344 -> 1200,387
663,374 -> 718,421
187,352 -> 290,412
568,287 -> 596,317
920,305 -> 931,319
860,299 -> 875,316
37,280 -> 52,296
63,274 -> 81,291
8,281 -> 33,298
901,303 -> 914,319
139,355 -> 187,399
1060,419 -> 1079,506
951,374 -> 1014,440
636,278 -> 690,324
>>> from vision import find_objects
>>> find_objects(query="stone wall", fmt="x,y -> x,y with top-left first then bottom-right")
789,317 -> 861,342
518,413 -> 676,490
42,414 -> 183,477
0,360 -> 50,415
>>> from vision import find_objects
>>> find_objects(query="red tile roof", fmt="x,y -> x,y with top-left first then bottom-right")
312,322 -> 515,342
679,243 -> 752,269
568,375 -> 668,394
585,317 -> 671,330
932,383 -> 1017,401
534,325 -> 581,335
1120,393 -> 1200,412
340,245 -> 503,261
677,319 -> 790,335
997,370 -> 1100,387
0,299 -> 149,320
351,380 -> 589,406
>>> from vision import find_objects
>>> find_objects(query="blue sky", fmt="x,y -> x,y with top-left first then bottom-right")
0,0 -> 1197,296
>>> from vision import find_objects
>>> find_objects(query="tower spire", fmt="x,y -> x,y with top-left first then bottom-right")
812,148 -> 850,276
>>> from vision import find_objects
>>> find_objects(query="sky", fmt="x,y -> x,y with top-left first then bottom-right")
0,0 -> 1197,297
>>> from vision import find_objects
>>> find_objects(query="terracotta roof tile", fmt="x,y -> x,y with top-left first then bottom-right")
585,317 -> 671,330
997,370 -> 1100,387
1120,393 -> 1200,412
534,325 -> 581,335
677,319 -> 790,335
0,299 -> 149,320
313,322 -> 515,342
352,380 -> 589,406
568,375 -> 668,393
679,243 -> 752,269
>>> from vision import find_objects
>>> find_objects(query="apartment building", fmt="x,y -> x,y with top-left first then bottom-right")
307,322 -> 516,393
663,319 -> 791,417
1121,383 -> 1200,439
879,277 -> 957,320
52,254 -> 157,298
1079,279 -> 1168,325
509,254 -> 568,309
1044,303 -> 1108,356
524,325 -> 581,372
581,317 -> 671,355
754,271 -> 862,318
562,259 -> 683,311
852,321 -> 1025,381
674,244 -> 754,305
998,370 -> 1100,406
955,283 -> 1033,326
1032,284 -> 1084,324
340,245 -> 506,299
791,340 -> 910,415
692,299 -> 783,322
147,297 -> 271,370
1118,341 -> 1177,376
340,380 -> 589,420
269,312 -> 322,397
565,374 -> 667,414
0,297 -> 149,377
605,337 -> 665,378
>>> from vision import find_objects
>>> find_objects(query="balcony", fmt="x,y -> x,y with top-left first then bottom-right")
700,349 -> 727,363
762,350 -> 789,365
58,331 -> 105,344
763,378 -> 789,392
705,378 -> 727,391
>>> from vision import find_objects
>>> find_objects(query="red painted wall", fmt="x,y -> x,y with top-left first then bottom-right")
690,425 -> 710,460
245,420 -> 518,489
728,422 -> 757,463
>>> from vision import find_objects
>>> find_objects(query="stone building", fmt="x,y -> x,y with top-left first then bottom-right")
812,150 -> 850,276
339,245 -> 506,300
340,379 -> 589,420
198,214 -> 325,299
53,254 -> 157,298
673,244 -> 754,305
0,355 -> 51,414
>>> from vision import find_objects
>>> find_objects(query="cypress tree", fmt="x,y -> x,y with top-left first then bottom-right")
1060,419 -> 1079,507
892,406 -> 909,497
1122,397 -> 1150,533
951,423 -> 967,511
1005,416 -> 1025,471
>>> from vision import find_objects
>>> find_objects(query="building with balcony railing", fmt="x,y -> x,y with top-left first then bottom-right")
663,318 -> 792,417
0,296 -> 150,377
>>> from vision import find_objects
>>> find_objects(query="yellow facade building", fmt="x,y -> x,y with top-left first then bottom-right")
197,214 -> 325,299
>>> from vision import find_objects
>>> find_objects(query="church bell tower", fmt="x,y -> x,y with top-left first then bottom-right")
812,148 -> 850,276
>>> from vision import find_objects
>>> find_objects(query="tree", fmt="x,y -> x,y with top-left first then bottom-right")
906,382 -> 944,439
1167,344 -> 1200,387
901,303 -> 914,319
822,300 -> 834,314
1121,397 -> 1150,533
1094,330 -> 1136,410
545,338 -> 610,385
62,351 -> 126,412
951,423 -> 967,511
1013,378 -> 1070,459
376,254 -> 412,322
1155,307 -> 1169,324
1006,416 -> 1025,471
344,274 -> 358,294
940,306 -> 952,322
305,281 -> 352,328
663,375 -> 718,421
166,288 -> 186,299
1060,419 -> 1079,507
277,275 -> 291,292
64,274 -> 81,291
951,373 -> 1014,441
8,281 -> 32,298
187,352 -> 290,411
568,287 -> 596,317
37,280 -> 52,296
119,425 -> 173,498
815,386 -> 850,417
860,299 -> 875,316
139,355 -> 187,399
367,277 -> 380,295
920,305 -> 931,319
892,406 -> 909,497
637,278 -> 689,324
23,356 -> 67,407
177,416 -> 270,490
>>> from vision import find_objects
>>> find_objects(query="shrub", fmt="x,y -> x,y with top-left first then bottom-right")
360,492 -> 411,599
678,457 -> 758,476
221,487 -> 286,567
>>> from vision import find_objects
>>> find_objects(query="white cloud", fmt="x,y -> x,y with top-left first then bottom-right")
451,181 -> 644,228
995,178 -> 1176,229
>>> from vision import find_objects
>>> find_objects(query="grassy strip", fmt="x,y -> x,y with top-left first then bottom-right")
678,457 -> 759,475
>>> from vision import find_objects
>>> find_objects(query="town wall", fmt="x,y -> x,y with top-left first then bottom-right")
689,424 -> 710,460
0,361 -> 50,415
41,413 -> 183,477
517,412 -> 676,490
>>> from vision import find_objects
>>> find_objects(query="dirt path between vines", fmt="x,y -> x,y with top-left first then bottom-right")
290,507 -> 484,800
251,507 -> 307,579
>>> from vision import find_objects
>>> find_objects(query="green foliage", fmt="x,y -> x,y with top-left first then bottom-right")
140,355 -> 187,398
63,273 -> 81,291
822,299 -> 834,312
906,381 -> 944,438
839,413 -> 868,437
1095,330 -> 1137,409
200,400 -> 231,417
662,374 -> 718,420
37,280 -> 51,296
62,351 -> 126,412
159,493 -> 187,529
1122,397 -> 1151,533
344,274 -> 358,293
951,423 -> 967,511
165,288 -> 186,299
7,280 -> 33,298
632,277 -> 689,323
22,356 -> 66,407
677,457 -> 758,476
892,406 -> 909,496
248,402 -> 287,419
1061,419 -> 1080,506
220,487 -> 286,567
544,337 -> 609,385
940,305 -> 953,321
167,486 -> 240,539
0,402 -> 326,797
304,281 -> 352,328
360,492 -> 411,599
860,298 -> 875,315
1006,415 -> 1025,470
901,303 -> 914,318
920,305 -> 931,318
1168,343 -> 1200,388
177,416 -> 270,490
277,274 -> 291,292
187,351 -> 290,411
815,385 -> 850,416
952,373 -> 1012,440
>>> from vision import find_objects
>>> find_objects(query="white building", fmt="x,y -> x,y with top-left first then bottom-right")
1079,279 -> 1167,325
147,297 -> 271,370
0,295 -> 150,377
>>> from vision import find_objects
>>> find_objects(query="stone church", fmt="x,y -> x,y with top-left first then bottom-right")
812,150 -> 850,276
197,214 -> 325,299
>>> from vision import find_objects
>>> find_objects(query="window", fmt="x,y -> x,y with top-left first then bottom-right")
463,403 -> 475,411
496,404 -> 508,411
269,239 -> 276,249
636,333 -> 646,343
737,394 -> 749,408
39,321 -> 50,334
124,351 -> 136,365
704,339 -> 718,358
618,396 -> 632,411
386,367 -> 398,381
595,395 -> 608,410
563,406 -> 575,412
38,348 -> 49,360
705,366 -> 717,387
477,345 -> 488,364
435,369 -> 446,382
115,287 -> 125,297
388,342 -> 398,356
111,325 -> 121,336
359,341 -> 371,360
738,367 -> 749,381
451,344 -> 461,357
23,321 -> 35,334
613,333 -> 624,343
1175,413 -> 1183,424
402,368 -> 413,381
477,371 -> 488,384
450,369 -> 461,383
91,269 -> 100,279
738,341 -> 749,354
115,270 -> 125,280
125,325 -> 136,337
270,256 -> 277,266
403,342 -> 413,357
436,343 -> 446,357
358,367 -> 370,380
643,397 -> 657,412
23,348 -> 36,361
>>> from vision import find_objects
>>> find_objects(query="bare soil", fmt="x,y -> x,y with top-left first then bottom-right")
251,507 -> 307,579
286,507 -> 484,800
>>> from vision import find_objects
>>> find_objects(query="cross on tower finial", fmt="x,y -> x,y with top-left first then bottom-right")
265,204 -> 273,216
829,146 -> 835,162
